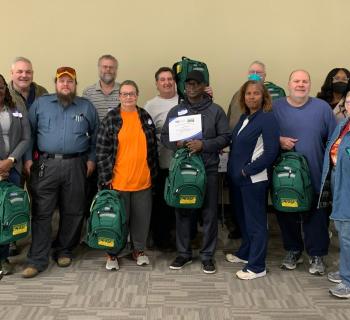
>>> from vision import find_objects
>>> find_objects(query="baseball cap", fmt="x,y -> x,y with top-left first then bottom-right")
185,70 -> 206,84
56,66 -> 76,80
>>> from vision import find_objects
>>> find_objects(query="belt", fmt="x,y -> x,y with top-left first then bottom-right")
39,152 -> 86,159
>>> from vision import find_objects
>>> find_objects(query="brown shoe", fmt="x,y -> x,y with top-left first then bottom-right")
22,266 -> 39,278
57,257 -> 72,267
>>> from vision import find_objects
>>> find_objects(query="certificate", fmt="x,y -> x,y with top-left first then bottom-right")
169,114 -> 202,142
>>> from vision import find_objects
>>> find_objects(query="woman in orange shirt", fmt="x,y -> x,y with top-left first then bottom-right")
96,80 -> 158,270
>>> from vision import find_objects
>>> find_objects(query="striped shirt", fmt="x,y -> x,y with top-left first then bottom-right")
82,81 -> 120,121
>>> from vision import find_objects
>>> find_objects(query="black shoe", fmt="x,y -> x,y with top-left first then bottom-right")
169,256 -> 192,270
8,242 -> 19,257
228,229 -> 241,240
202,259 -> 216,274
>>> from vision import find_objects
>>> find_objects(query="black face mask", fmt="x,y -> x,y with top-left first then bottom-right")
333,82 -> 348,94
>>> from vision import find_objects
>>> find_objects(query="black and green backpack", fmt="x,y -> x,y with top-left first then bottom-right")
87,189 -> 127,251
173,56 -> 209,99
164,148 -> 207,209
272,151 -> 314,212
0,181 -> 30,245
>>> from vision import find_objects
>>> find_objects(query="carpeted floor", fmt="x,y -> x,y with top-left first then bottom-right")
0,214 -> 348,320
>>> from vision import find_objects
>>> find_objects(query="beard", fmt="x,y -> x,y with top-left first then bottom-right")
100,73 -> 115,85
56,89 -> 77,107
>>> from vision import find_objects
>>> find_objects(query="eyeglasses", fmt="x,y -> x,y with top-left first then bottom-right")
248,70 -> 265,75
333,76 -> 349,82
120,92 -> 137,98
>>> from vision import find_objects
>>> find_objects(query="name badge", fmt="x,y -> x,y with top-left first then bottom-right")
12,112 -> 23,118
178,109 -> 188,116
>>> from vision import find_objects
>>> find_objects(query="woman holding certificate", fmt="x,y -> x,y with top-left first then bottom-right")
226,80 -> 279,280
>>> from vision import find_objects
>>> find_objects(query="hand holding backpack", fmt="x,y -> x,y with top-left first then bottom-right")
164,148 -> 207,209
272,151 -> 314,212
0,181 -> 30,245
86,189 -> 128,252
173,57 -> 209,99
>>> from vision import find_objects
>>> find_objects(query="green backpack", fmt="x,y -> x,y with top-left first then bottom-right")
272,151 -> 314,212
0,181 -> 30,245
87,189 -> 128,251
264,81 -> 286,101
164,148 -> 207,209
173,57 -> 209,99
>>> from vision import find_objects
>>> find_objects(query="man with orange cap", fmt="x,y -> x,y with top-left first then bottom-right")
22,67 -> 99,278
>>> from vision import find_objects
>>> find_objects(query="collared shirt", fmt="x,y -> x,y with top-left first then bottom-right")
82,81 -> 120,121
27,94 -> 99,161
330,120 -> 350,166
8,81 -> 48,112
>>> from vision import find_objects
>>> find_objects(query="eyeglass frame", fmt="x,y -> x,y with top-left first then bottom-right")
119,92 -> 138,98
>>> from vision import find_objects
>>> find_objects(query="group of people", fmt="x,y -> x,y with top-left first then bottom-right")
0,55 -> 349,299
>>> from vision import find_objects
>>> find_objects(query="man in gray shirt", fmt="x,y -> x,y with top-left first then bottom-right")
83,54 -> 120,121
144,67 -> 179,250
82,54 -> 120,220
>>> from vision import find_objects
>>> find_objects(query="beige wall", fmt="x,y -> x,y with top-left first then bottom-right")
2,0 -> 349,109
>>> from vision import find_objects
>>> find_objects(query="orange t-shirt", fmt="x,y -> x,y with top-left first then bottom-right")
112,110 -> 151,191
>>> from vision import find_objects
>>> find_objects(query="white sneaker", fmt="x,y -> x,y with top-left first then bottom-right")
236,269 -> 266,280
225,253 -> 248,264
133,251 -> 150,266
106,255 -> 119,270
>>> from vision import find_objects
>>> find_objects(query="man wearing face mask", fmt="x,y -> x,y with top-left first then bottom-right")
317,68 -> 350,122
227,61 -> 285,129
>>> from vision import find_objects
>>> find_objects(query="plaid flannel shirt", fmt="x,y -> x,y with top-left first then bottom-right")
96,105 -> 158,187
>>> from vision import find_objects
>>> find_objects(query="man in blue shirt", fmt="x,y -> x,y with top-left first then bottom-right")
273,70 -> 336,276
22,67 -> 99,278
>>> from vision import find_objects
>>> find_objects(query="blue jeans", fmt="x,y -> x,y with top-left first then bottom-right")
0,168 -> 21,260
334,220 -> 350,287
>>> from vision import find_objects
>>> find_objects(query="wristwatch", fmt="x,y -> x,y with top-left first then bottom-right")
7,157 -> 16,164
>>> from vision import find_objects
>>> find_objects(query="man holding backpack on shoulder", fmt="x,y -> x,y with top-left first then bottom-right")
273,70 -> 336,276
161,70 -> 231,274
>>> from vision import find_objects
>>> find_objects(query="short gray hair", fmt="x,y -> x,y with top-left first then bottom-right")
97,54 -> 118,68
11,56 -> 32,69
249,60 -> 266,72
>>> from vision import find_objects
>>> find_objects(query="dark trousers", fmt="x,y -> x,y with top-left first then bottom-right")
85,170 -> 98,217
276,202 -> 329,256
175,173 -> 218,261
0,168 -> 21,261
227,175 -> 241,234
233,182 -> 268,273
27,157 -> 87,271
150,169 -> 175,247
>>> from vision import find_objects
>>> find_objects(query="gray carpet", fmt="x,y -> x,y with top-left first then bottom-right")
0,214 -> 349,320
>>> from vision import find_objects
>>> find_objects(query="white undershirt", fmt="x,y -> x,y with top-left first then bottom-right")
0,106 -> 11,155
